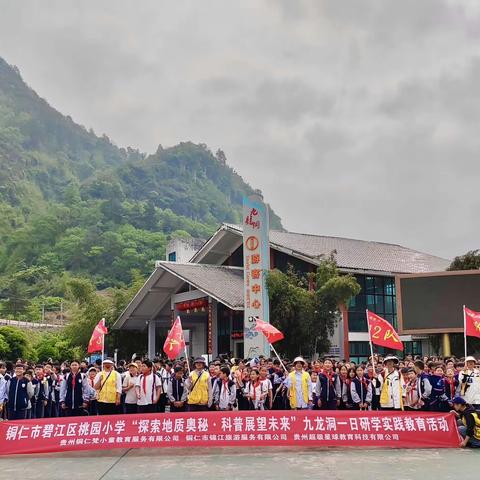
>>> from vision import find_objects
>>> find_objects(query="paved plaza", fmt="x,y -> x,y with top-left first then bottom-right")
1,447 -> 478,480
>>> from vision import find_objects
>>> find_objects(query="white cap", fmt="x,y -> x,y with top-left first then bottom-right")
465,356 -> 477,363
293,356 -> 306,365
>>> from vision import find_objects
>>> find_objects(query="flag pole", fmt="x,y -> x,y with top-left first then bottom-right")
366,309 -> 376,373
463,305 -> 467,359
269,341 -> 288,374
184,343 -> 191,374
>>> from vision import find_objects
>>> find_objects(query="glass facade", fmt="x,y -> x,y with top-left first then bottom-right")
349,340 -> 422,364
348,275 -> 397,332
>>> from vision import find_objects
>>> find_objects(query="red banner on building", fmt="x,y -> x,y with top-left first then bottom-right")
0,410 -> 460,455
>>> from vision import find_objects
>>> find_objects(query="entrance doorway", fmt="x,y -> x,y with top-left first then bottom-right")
233,340 -> 244,359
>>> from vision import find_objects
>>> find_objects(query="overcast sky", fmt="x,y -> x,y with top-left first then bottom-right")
1,0 -> 479,259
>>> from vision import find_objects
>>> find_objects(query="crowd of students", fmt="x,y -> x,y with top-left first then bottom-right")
1,353 -> 479,447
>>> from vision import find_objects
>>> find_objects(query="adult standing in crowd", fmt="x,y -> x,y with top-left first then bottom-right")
380,356 -> 403,410
285,357 -> 312,410
459,356 -> 480,409
94,358 -> 122,415
185,357 -> 210,411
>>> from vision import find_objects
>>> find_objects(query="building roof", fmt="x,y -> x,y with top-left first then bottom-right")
159,262 -> 244,309
194,224 -> 450,274
113,262 -> 244,330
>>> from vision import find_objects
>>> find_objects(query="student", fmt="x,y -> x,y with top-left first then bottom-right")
380,356 -> 403,410
429,365 -> 448,412
0,363 -> 7,419
122,363 -> 139,414
7,364 -> 34,420
245,368 -> 268,410
234,360 -> 250,411
24,370 -> 34,418
185,357 -> 210,411
271,361 -> 287,410
154,358 -> 170,413
259,366 -> 273,409
404,368 -> 421,410
31,365 -> 49,419
212,366 -> 236,411
285,357 -> 312,410
316,359 -> 340,410
86,367 -> 98,416
60,360 -> 90,416
43,362 -> 57,418
135,359 -> 162,414
167,366 -> 188,412
365,364 -> 382,410
452,396 -> 480,448
94,358 -> 122,415
350,365 -> 372,410
337,365 -> 350,410
458,356 -> 480,409
443,367 -> 459,407
413,360 -> 432,410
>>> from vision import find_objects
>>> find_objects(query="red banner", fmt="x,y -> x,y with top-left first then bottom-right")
367,310 -> 404,351
0,410 -> 460,455
464,306 -> 480,339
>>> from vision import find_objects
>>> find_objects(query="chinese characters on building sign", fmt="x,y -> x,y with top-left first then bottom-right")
243,196 -> 270,356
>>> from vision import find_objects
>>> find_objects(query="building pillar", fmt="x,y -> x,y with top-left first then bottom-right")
147,320 -> 156,359
442,333 -> 451,357
207,298 -> 213,357
210,299 -> 218,358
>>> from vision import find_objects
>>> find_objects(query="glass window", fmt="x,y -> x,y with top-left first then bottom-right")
375,277 -> 384,295
375,295 -> 385,313
384,277 -> 395,296
366,295 -> 376,311
365,277 -> 375,294
384,295 -> 393,314
349,312 -> 367,332
168,251 -> 176,262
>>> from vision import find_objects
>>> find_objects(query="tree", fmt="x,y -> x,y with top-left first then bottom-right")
267,257 -> 360,358
448,250 -> 480,271
0,326 -> 30,360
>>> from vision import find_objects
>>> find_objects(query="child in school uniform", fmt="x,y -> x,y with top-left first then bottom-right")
212,366 -> 236,411
244,369 -> 268,410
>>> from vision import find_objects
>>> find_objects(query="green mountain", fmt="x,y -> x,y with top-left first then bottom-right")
0,56 -> 282,317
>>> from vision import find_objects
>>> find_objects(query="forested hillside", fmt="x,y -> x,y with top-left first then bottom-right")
0,57 -> 281,326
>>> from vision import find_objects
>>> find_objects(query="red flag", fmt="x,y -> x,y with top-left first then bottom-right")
367,310 -> 403,351
465,306 -> 480,339
254,318 -> 284,344
87,318 -> 108,354
163,316 -> 186,360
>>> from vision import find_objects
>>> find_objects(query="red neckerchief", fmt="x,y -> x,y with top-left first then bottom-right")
72,372 -> 76,389
325,371 -> 335,386
222,379 -> 229,399
360,376 -> 368,389
446,377 -> 455,398
252,380 -> 261,400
